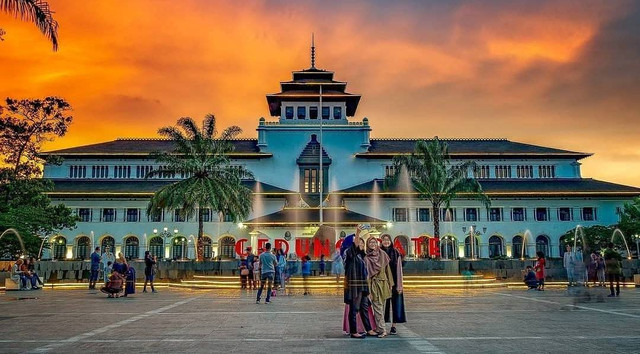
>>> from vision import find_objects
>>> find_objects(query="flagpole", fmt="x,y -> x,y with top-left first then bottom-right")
319,83 -> 323,224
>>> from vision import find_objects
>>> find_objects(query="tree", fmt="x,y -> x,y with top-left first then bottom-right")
618,197 -> 640,255
0,0 -> 59,50
146,115 -> 253,261
560,225 -> 617,254
0,97 -> 72,178
387,137 -> 490,254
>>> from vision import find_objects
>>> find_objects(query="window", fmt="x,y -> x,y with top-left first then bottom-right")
222,212 -> 234,222
102,208 -> 116,222
174,209 -> 186,222
124,237 -> 139,259
76,236 -> 91,260
172,237 -> 186,259
69,165 -> 87,179
517,165 -> 533,178
440,237 -> 456,259
149,237 -> 163,259
535,208 -> 549,221
92,165 -> 109,178
309,106 -> 318,119
136,165 -> 153,179
303,168 -> 319,193
285,106 -> 294,119
465,208 -> 478,222
473,165 -> 490,179
488,236 -> 504,258
392,208 -> 409,222
219,236 -> 235,258
441,208 -> 456,222
385,165 -> 396,178
511,208 -> 525,221
202,237 -> 213,259
536,235 -> 549,257
101,236 -> 115,253
495,165 -> 512,178
512,235 -> 524,258
322,106 -> 330,119
416,208 -> 430,222
539,165 -> 556,178
78,208 -> 92,222
114,165 -> 131,179
52,236 -> 66,260
489,208 -> 502,222
582,207 -> 596,221
333,106 -> 342,119
126,208 -> 139,222
201,208 -> 211,222
148,208 -> 163,222
297,106 -> 306,119
464,236 -> 479,258
558,207 -> 572,221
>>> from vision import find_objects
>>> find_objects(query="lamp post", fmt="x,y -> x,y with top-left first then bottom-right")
633,234 -> 640,259
152,227 -> 174,260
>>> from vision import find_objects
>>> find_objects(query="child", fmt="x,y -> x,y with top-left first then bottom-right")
252,257 -> 260,290
523,266 -> 538,290
319,254 -> 326,276
105,261 -> 113,283
534,251 -> 546,291
301,255 -> 311,295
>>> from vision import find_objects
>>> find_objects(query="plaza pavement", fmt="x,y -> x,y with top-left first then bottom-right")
0,286 -> 639,353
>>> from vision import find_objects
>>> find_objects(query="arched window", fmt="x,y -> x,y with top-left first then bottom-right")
512,236 -> 523,259
149,237 -> 163,259
53,236 -> 67,260
219,236 -> 235,259
124,236 -> 139,260
464,236 -> 479,259
101,236 -> 115,253
76,236 -> 91,260
559,235 -> 568,257
202,237 -> 213,259
489,235 -> 504,258
394,235 -> 409,257
536,235 -> 550,257
440,236 -> 457,259
172,237 -> 187,259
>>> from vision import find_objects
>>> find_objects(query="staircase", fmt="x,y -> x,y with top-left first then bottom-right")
169,274 -> 504,290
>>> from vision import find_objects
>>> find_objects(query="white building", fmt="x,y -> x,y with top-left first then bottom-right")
41,53 -> 640,261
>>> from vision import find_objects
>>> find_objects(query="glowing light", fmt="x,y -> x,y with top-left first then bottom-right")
386,222 -> 393,229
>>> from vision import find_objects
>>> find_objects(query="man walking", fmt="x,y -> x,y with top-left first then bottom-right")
604,242 -> 622,297
89,246 -> 101,290
256,243 -> 277,304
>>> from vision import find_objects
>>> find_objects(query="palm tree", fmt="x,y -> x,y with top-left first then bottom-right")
146,115 -> 253,261
1,0 -> 59,51
388,137 -> 490,255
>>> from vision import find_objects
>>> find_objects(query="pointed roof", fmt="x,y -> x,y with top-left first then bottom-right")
296,134 -> 331,165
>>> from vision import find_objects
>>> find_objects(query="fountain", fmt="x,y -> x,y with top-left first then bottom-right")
573,225 -> 586,252
611,228 -> 632,260
0,228 -> 27,258
398,166 -> 417,245
521,230 -> 533,260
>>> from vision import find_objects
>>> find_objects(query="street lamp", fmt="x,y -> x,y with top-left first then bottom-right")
633,234 -> 640,259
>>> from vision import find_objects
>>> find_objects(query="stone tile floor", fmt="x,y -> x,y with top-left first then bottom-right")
0,286 -> 639,353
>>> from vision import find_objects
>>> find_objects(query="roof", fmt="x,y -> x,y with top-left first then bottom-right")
333,178 -> 640,197
358,139 -> 591,160
41,138 -> 271,159
243,207 -> 387,226
45,179 -> 295,197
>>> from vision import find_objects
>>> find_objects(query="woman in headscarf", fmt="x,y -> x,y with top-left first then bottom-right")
364,235 -> 394,338
381,234 -> 406,335
343,231 -> 376,338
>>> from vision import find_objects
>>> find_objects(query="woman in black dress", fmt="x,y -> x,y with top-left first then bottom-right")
381,234 -> 406,334
143,251 -> 157,293
344,235 -> 375,338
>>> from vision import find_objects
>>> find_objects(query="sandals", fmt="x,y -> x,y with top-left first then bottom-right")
350,333 -> 365,339
378,331 -> 388,338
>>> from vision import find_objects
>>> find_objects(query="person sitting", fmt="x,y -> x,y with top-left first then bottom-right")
100,270 -> 125,298
20,259 -> 40,290
11,259 -> 27,290
523,266 -> 538,290
28,257 -> 44,286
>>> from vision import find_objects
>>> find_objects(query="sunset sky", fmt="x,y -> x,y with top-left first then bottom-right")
1,0 -> 640,186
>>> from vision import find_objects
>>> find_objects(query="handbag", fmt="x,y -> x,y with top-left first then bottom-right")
241,268 -> 249,276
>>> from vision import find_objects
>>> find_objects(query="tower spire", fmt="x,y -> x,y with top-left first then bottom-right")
311,33 -> 316,69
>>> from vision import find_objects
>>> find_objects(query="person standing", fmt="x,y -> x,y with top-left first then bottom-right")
256,243 -> 277,304
319,254 -> 326,276
89,247 -> 101,290
143,251 -> 157,293
239,257 -> 249,289
534,251 -> 546,291
301,255 -> 311,295
563,245 -> 575,286
364,236 -> 394,338
588,252 -> 598,287
246,247 -> 255,290
604,242 -> 622,297
343,231 -> 375,339
381,234 -> 406,335
101,246 -> 115,283
331,248 -> 344,283
277,249 -> 287,293
596,253 -> 606,287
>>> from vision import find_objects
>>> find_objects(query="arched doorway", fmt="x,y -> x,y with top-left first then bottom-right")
149,236 -> 163,259
536,235 -> 550,257
512,235 -> 523,258
172,236 -> 187,259
488,235 -> 504,258
202,236 -> 213,259
52,236 -> 67,260
101,236 -> 115,253
76,236 -> 91,260
464,236 -> 479,259
124,236 -> 139,260
440,236 -> 457,259
219,236 -> 235,259
394,235 -> 409,257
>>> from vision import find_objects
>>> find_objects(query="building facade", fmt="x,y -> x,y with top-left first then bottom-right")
41,59 -> 640,261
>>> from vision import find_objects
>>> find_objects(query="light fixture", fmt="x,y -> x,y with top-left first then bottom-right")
174,229 -> 178,234
386,222 -> 393,229
249,230 -> 261,236
237,222 -> 245,229
163,227 -> 168,232
153,228 -> 158,234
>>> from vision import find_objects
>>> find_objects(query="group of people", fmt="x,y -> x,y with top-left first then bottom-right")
89,246 -> 153,298
563,243 -> 624,297
10,257 -> 43,290
342,226 -> 406,339
238,247 -> 287,293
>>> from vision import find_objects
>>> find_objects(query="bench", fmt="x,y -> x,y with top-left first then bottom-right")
4,278 -> 21,291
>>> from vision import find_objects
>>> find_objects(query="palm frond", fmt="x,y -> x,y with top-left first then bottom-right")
1,0 -> 59,51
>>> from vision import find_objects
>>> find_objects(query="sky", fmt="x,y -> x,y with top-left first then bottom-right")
1,0 -> 640,186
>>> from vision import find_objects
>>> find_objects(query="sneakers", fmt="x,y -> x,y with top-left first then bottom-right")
152,290 -> 157,293
256,300 -> 260,304
143,289 -> 147,293
390,327 -> 397,335
265,300 -> 271,304
607,294 -> 616,297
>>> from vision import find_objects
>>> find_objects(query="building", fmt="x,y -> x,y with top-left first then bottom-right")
40,48 -> 640,261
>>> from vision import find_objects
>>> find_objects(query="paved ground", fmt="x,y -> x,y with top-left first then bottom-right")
0,286 -> 639,353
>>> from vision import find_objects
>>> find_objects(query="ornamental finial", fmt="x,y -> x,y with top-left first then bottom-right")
311,33 -> 316,68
